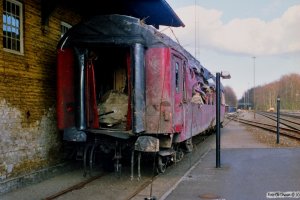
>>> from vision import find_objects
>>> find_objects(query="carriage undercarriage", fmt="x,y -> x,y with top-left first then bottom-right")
76,126 -> 215,179
78,134 -> 179,178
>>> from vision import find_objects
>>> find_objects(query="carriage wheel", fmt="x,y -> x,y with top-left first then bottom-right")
185,138 -> 193,153
175,148 -> 184,162
89,143 -> 98,177
156,156 -> 167,174
83,144 -> 93,177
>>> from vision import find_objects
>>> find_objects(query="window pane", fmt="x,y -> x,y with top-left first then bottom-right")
7,2 -> 11,12
16,5 -> 19,16
3,36 -> 6,48
7,26 -> 11,34
7,16 -> 11,25
12,17 -> 15,26
17,40 -> 20,51
12,38 -> 16,50
12,4 -> 15,14
7,39 -> 11,49
16,18 -> 19,28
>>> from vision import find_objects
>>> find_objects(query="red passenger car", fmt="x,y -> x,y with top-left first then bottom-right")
56,15 -> 225,176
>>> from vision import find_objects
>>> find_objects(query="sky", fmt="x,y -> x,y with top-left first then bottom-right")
162,0 -> 300,99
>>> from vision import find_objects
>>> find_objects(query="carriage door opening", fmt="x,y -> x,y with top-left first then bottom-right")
173,55 -> 184,133
92,46 -> 132,131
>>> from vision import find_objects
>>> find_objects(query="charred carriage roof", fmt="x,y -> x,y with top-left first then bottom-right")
58,15 -> 160,48
58,14 -> 216,86
59,15 -> 198,64
58,15 -> 184,47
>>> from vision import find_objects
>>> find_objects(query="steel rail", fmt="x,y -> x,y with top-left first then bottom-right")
227,116 -> 300,141
43,173 -> 106,200
124,175 -> 159,200
257,112 -> 300,131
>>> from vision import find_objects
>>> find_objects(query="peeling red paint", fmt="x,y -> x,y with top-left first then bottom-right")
145,47 -> 225,143
56,48 -> 75,129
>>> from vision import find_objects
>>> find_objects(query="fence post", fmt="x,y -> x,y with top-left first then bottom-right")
276,96 -> 280,144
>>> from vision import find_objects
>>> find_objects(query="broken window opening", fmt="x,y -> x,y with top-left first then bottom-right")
175,62 -> 180,93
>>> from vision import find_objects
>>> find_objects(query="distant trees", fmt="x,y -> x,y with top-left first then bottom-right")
224,86 -> 237,106
239,73 -> 300,111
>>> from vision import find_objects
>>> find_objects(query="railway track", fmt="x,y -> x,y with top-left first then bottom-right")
279,112 -> 300,119
124,175 -> 158,200
42,167 -> 159,200
42,164 -> 160,200
223,113 -> 239,127
42,133 -> 212,200
43,173 -> 107,200
257,111 -> 300,131
227,113 -> 300,141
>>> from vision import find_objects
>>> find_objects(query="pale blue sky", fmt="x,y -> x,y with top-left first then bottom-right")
169,0 -> 300,22
164,0 -> 300,99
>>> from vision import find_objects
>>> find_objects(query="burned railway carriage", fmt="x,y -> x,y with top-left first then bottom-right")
57,15 -> 225,175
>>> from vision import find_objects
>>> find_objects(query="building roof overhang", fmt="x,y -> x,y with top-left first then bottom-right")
41,0 -> 185,29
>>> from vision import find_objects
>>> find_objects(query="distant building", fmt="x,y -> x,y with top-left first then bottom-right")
225,105 -> 237,113
237,102 -> 252,110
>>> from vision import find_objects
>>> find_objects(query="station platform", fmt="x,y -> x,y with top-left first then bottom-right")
159,119 -> 300,200
162,148 -> 300,200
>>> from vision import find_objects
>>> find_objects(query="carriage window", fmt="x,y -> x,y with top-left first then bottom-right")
190,68 -> 194,79
183,65 -> 187,101
175,62 -> 179,93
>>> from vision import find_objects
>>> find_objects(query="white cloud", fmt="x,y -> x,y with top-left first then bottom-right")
161,5 -> 300,56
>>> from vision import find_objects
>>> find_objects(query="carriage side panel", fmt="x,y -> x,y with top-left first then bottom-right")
145,48 -> 173,134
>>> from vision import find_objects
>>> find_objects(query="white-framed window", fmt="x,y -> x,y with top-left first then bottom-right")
3,0 -> 23,54
61,21 -> 72,38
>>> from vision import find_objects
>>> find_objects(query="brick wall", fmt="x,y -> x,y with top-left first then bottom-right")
0,0 -> 81,181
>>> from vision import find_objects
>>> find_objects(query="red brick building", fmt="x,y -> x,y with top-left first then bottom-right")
0,0 -> 81,192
